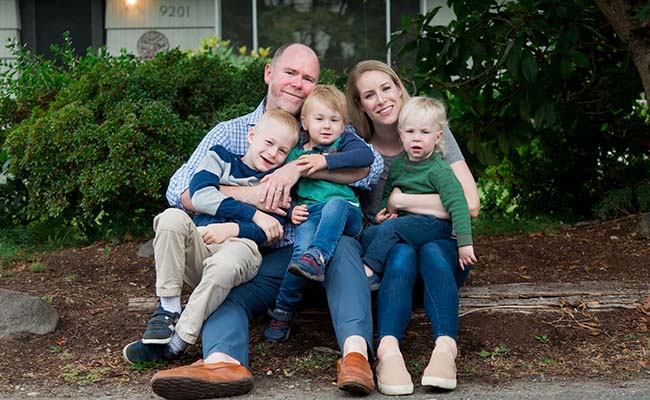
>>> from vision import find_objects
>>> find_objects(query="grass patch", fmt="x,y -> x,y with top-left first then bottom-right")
129,360 -> 168,373
30,261 -> 46,273
473,212 -> 576,236
60,364 -> 110,385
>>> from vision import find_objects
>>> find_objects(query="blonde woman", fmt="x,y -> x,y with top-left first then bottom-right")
347,60 -> 480,395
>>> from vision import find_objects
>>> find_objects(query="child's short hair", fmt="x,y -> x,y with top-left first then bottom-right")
301,85 -> 348,125
398,96 -> 448,155
257,109 -> 300,144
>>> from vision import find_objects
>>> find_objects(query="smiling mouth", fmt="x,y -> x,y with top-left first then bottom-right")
377,105 -> 393,116
282,90 -> 303,100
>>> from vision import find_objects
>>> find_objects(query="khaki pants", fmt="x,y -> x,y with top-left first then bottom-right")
152,208 -> 262,344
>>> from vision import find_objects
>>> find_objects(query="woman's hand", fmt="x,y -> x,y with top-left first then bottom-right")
458,245 -> 477,270
374,208 -> 397,224
198,223 -> 239,245
295,154 -> 327,176
291,204 -> 309,225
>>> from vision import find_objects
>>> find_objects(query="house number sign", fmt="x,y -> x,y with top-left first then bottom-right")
159,5 -> 190,17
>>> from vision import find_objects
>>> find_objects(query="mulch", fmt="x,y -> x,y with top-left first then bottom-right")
0,213 -> 649,393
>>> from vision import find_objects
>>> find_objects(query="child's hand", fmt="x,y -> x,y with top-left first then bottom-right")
458,245 -> 477,270
386,187 -> 403,214
374,208 -> 397,224
291,205 -> 309,225
252,210 -> 284,243
198,223 -> 239,244
296,154 -> 327,176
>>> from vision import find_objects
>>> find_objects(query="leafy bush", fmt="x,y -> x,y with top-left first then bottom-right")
1,37 -> 268,238
394,0 -> 650,218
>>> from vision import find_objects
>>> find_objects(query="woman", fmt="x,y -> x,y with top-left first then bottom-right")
346,60 -> 480,395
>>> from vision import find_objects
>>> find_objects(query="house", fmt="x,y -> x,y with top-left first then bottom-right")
1,0 -> 453,71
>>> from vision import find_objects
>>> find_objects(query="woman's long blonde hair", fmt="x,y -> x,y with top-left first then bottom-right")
346,60 -> 410,141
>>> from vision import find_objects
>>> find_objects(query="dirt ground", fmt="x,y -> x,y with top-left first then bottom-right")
0,213 -> 649,396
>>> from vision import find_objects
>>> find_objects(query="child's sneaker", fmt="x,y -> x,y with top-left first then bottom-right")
264,308 -> 295,343
288,249 -> 326,281
142,305 -> 180,344
122,340 -> 180,364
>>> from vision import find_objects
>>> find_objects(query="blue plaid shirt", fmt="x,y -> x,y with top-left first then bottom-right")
166,98 -> 384,246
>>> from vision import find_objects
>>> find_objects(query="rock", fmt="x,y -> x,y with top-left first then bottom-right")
137,239 -> 154,258
0,289 -> 59,338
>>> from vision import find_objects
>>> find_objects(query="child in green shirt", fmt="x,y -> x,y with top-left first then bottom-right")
362,96 -> 477,274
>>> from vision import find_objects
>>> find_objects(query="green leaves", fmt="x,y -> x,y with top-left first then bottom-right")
393,0 -> 648,217
1,41 -> 267,236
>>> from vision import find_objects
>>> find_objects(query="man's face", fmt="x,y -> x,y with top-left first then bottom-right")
264,45 -> 320,116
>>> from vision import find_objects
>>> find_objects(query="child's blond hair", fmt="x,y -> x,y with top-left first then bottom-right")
301,85 -> 348,125
256,109 -> 300,145
398,96 -> 448,155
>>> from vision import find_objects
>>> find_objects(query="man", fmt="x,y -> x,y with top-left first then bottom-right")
131,43 -> 383,399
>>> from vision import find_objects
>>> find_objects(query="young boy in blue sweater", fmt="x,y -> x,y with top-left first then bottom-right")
123,110 -> 299,363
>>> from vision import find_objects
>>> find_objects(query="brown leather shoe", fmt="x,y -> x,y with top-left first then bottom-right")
151,359 -> 254,400
336,352 -> 375,395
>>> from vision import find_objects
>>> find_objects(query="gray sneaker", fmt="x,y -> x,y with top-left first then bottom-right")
122,340 -> 179,365
142,305 -> 180,344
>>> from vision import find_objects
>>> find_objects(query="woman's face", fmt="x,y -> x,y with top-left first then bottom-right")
355,70 -> 403,128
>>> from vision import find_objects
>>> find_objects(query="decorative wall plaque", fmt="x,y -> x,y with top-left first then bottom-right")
137,31 -> 170,59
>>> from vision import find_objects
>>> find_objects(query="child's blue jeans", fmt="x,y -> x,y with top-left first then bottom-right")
361,214 -> 452,275
275,198 -> 363,312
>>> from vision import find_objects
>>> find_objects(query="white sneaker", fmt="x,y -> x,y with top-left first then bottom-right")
376,353 -> 414,395
421,350 -> 457,390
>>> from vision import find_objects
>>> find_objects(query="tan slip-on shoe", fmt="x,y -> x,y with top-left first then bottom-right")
337,352 -> 375,395
151,359 -> 254,400
376,353 -> 414,395
421,350 -> 457,390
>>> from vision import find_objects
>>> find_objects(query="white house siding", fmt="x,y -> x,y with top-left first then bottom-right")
105,0 -> 215,58
425,0 -> 455,26
0,0 -> 20,68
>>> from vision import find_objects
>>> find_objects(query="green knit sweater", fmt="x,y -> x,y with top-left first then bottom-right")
381,152 -> 473,247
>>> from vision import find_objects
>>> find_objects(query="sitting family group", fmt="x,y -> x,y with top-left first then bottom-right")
122,43 -> 479,399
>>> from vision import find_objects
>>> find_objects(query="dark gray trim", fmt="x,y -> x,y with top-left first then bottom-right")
90,0 -> 105,49
18,0 -> 37,50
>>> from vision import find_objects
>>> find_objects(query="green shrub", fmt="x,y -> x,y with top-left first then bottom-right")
1,37 -> 269,238
593,181 -> 650,219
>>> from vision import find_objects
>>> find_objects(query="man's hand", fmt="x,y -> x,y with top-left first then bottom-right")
259,163 -> 301,211
197,223 -> 239,245
374,208 -> 397,224
458,245 -> 477,270
252,210 -> 284,243
386,187 -> 403,214
291,204 -> 309,225
295,154 -> 327,176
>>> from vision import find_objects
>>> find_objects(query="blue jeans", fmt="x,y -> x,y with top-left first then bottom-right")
376,239 -> 470,342
292,199 -> 363,262
200,236 -> 372,366
274,198 -> 363,312
361,214 -> 452,274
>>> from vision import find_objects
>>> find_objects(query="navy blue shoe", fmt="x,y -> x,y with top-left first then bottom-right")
367,272 -> 381,291
142,305 -> 180,344
122,340 -> 179,365
264,308 -> 295,343
288,249 -> 326,282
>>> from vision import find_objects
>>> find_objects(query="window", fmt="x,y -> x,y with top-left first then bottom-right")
220,0 -> 421,72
